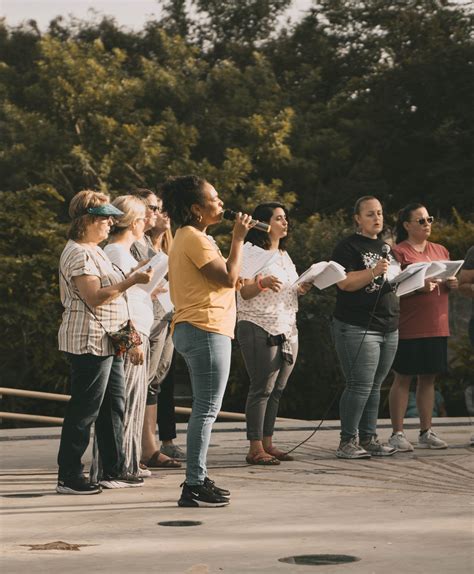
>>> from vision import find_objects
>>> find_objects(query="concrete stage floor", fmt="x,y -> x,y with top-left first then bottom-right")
1,419 -> 473,573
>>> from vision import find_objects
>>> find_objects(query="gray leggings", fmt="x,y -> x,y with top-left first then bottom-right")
237,321 -> 298,441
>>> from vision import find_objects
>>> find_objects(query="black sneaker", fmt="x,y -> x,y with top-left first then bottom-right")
178,482 -> 230,508
204,476 -> 231,497
56,476 -> 101,495
100,473 -> 144,489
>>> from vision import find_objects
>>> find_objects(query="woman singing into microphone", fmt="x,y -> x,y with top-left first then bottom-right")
236,202 -> 311,465
162,175 -> 253,507
332,196 -> 399,459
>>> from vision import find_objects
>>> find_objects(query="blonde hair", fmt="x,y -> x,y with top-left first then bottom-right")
68,190 -> 110,240
109,195 -> 146,234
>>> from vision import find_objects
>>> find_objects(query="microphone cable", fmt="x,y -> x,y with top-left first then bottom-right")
283,275 -> 389,456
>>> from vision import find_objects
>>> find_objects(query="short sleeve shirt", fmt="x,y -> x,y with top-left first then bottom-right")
332,234 -> 400,332
58,240 -> 128,356
168,226 -> 236,338
237,250 -> 299,337
392,240 -> 450,339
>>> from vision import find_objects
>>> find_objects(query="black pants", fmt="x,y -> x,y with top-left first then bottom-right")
157,358 -> 177,441
57,353 -> 125,480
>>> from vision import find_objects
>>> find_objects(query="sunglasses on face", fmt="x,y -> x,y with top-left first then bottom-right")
147,205 -> 163,213
411,216 -> 434,225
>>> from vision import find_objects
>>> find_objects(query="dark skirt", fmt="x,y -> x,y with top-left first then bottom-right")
392,337 -> 448,375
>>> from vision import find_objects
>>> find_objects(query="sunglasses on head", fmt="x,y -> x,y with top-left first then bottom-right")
412,216 -> 434,225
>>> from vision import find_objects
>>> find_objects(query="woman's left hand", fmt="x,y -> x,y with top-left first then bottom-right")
129,345 -> 144,366
297,282 -> 313,295
445,276 -> 458,290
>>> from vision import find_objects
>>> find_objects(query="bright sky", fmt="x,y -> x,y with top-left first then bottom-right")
1,0 -> 314,31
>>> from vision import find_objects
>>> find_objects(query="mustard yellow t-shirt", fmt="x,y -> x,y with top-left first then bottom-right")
169,226 -> 236,338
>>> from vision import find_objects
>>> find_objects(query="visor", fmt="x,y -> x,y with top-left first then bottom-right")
86,204 -> 124,217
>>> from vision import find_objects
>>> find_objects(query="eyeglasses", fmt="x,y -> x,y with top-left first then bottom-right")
411,216 -> 434,225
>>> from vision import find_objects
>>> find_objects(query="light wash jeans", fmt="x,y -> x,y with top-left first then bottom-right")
173,322 -> 231,485
332,318 -> 398,442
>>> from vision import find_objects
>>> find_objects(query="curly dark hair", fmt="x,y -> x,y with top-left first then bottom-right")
395,202 -> 425,244
245,202 -> 289,251
161,175 -> 207,227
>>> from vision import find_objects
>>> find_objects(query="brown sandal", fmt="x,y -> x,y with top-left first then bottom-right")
141,451 -> 182,469
264,448 -> 294,461
245,452 -> 280,466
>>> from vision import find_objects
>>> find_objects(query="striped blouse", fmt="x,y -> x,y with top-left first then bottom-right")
58,240 -> 128,356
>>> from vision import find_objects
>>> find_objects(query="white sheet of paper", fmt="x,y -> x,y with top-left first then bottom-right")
240,243 -> 280,279
390,261 -> 446,296
155,279 -> 174,313
430,260 -> 464,281
134,252 -> 169,294
294,261 -> 346,290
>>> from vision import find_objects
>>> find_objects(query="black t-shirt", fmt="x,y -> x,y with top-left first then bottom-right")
332,234 -> 400,332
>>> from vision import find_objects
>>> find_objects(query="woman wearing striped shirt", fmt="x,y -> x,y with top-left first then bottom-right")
56,190 -> 152,495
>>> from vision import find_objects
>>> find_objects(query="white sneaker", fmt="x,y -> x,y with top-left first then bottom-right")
138,464 -> 152,478
416,429 -> 448,449
388,432 -> 414,452
336,438 -> 371,459
360,436 -> 397,457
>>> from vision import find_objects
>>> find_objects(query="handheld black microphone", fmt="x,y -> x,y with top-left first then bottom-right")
223,209 -> 271,233
381,244 -> 390,282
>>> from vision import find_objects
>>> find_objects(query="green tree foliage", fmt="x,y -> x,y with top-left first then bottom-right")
0,0 -> 472,424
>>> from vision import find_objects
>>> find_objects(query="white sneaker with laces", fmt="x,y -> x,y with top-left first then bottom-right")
336,438 -> 371,459
416,429 -> 448,449
360,436 -> 397,457
388,431 -> 414,452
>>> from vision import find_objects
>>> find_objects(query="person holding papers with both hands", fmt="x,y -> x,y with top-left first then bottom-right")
236,203 -> 312,466
331,196 -> 399,460
388,203 -> 458,452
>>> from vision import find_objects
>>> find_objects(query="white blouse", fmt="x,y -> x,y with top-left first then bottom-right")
104,243 -> 154,337
237,249 -> 299,338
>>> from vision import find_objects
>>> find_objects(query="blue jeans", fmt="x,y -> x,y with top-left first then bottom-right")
173,323 -> 231,485
57,353 -> 126,480
332,318 -> 398,442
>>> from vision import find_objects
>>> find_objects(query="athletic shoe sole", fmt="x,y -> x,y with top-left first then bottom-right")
100,480 -> 144,489
389,445 -> 414,452
365,449 -> 397,457
56,485 -> 101,495
415,443 -> 448,450
336,451 -> 371,459
178,498 -> 230,508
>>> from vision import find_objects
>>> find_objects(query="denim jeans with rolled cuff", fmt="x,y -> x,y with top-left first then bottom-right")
172,323 -> 231,485
332,318 -> 398,443
57,353 -> 126,481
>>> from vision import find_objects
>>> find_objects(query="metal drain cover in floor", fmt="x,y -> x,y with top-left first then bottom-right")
279,554 -> 360,566
158,520 -> 202,527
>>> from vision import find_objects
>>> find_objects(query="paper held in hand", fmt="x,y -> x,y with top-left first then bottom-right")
389,261 -> 445,296
154,279 -> 174,314
240,242 -> 281,279
293,261 -> 346,290
431,260 -> 464,281
134,252 -> 169,294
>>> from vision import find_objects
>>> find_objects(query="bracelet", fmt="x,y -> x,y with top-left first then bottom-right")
257,277 -> 269,292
